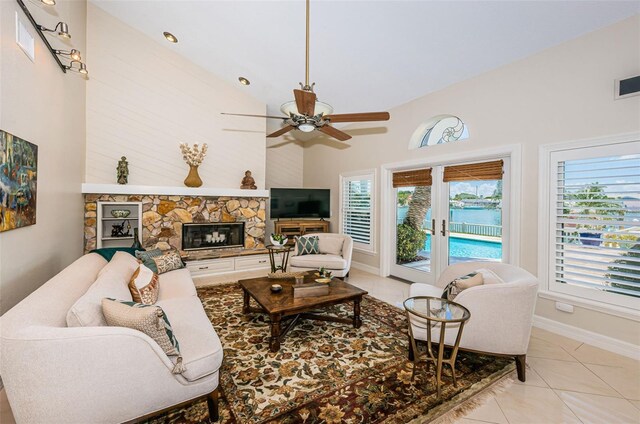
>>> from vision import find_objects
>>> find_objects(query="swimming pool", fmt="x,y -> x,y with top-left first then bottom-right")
423,235 -> 502,260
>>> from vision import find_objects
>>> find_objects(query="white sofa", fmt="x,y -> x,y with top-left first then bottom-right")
408,261 -> 538,381
289,233 -> 353,278
0,252 -> 223,423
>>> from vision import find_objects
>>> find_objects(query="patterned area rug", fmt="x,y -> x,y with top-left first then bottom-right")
150,283 -> 514,424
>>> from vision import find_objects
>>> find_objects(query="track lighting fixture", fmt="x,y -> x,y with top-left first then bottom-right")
65,60 -> 88,76
38,21 -> 70,39
40,0 -> 55,5
56,49 -> 82,61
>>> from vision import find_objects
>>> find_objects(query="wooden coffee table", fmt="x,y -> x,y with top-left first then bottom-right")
238,274 -> 368,352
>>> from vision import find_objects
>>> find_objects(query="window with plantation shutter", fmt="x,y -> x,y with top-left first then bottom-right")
340,171 -> 375,252
547,141 -> 640,310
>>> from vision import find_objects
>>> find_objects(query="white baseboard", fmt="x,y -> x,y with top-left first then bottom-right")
533,315 -> 640,360
351,261 -> 381,276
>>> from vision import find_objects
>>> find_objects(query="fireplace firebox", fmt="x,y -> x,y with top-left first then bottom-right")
182,223 -> 245,251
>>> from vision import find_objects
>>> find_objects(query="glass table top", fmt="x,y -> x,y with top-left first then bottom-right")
404,296 -> 470,323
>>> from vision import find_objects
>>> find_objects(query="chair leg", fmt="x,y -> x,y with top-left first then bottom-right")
515,354 -> 526,382
207,387 -> 219,423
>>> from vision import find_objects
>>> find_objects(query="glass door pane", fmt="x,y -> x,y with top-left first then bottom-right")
448,180 -> 503,264
394,186 -> 433,275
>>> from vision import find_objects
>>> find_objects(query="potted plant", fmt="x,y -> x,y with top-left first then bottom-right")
270,233 -> 288,247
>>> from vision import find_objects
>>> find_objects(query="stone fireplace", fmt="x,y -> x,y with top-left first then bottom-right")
83,193 -> 267,254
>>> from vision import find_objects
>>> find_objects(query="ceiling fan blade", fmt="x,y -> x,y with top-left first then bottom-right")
318,125 -> 352,141
323,112 -> 390,123
294,89 -> 316,116
221,112 -> 288,120
267,125 -> 296,138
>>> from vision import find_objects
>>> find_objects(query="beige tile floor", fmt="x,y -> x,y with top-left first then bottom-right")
1,268 -> 638,424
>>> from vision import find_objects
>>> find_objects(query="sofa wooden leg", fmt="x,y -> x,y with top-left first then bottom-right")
408,335 -> 415,361
515,354 -> 526,382
207,387 -> 220,423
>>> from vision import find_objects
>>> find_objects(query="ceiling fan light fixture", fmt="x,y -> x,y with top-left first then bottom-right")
298,122 -> 315,133
280,100 -> 333,117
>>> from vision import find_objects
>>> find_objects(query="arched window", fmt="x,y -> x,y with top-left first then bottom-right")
409,115 -> 469,149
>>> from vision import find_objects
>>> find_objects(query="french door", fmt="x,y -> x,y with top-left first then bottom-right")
388,158 -> 510,283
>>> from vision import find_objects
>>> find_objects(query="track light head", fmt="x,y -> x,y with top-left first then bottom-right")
40,0 -> 56,5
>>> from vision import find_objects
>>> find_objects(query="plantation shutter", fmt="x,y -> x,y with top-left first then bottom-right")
553,153 -> 640,300
392,169 -> 432,188
341,174 -> 374,246
443,160 -> 504,182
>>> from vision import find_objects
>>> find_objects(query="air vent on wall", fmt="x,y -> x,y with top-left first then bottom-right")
615,75 -> 640,99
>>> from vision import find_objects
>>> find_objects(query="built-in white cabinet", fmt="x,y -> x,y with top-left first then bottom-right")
185,253 -> 280,278
96,201 -> 143,249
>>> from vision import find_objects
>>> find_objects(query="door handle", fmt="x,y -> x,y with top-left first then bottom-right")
441,219 -> 447,237
431,219 -> 436,236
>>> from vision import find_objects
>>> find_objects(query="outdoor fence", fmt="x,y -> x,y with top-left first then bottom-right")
415,221 -> 502,238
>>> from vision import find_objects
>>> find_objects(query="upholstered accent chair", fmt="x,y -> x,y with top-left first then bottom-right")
408,261 -> 538,381
289,233 -> 353,278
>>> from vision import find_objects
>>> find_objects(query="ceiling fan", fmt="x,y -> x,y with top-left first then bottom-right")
221,0 -> 390,142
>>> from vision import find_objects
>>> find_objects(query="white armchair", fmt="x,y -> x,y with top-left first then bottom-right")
408,261 -> 538,381
289,233 -> 353,278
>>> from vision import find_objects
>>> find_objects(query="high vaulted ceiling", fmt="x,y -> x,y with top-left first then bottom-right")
91,1 -> 639,117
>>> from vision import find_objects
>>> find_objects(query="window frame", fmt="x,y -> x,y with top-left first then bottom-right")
538,133 -> 640,320
339,169 -> 376,254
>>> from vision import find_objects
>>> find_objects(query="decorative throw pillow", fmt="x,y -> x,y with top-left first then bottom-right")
136,248 -> 163,273
102,298 -> 185,374
441,271 -> 484,300
295,235 -> 320,256
128,264 -> 159,305
152,250 -> 185,274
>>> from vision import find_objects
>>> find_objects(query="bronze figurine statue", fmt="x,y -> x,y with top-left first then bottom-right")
117,156 -> 129,185
240,170 -> 257,189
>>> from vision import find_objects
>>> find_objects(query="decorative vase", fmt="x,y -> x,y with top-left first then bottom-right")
131,228 -> 143,250
184,165 -> 203,187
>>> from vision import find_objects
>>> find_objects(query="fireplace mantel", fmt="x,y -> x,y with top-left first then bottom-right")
82,183 -> 269,198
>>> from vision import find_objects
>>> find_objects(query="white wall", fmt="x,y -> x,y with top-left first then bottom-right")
0,0 -> 87,313
303,16 -> 640,345
85,3 -> 267,189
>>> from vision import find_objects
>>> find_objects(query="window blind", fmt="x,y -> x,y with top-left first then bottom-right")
443,160 -> 503,182
392,169 -> 432,188
554,154 -> 640,299
342,175 -> 373,245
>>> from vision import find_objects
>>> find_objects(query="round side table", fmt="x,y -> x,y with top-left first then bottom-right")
265,245 -> 293,273
403,296 -> 471,398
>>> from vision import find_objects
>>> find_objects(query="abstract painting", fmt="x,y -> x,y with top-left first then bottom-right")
1,130 -> 38,232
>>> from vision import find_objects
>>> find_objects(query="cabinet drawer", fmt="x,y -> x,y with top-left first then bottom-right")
235,255 -> 271,270
187,258 -> 235,276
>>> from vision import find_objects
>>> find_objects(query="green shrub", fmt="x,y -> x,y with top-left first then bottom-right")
396,223 -> 427,262
606,241 -> 640,296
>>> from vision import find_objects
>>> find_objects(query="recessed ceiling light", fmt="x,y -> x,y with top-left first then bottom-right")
163,32 -> 178,43
238,77 -> 250,86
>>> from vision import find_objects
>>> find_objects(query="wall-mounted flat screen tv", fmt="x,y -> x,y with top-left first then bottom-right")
270,188 -> 330,219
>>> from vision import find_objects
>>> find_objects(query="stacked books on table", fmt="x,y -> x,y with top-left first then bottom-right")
293,282 -> 330,298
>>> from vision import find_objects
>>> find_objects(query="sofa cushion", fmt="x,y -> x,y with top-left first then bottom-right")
157,268 -> 198,301
152,250 -> 185,274
477,268 -> 504,285
290,253 -> 347,270
295,235 -> 320,255
442,271 -> 484,300
128,264 -> 160,305
102,298 -> 181,357
157,297 -> 223,382
318,235 -> 344,256
67,251 -> 138,327
135,248 -> 163,273
91,247 -> 144,262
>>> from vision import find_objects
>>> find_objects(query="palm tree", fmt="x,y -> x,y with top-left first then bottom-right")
405,186 -> 431,229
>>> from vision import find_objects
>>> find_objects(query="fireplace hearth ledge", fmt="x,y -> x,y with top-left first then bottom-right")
82,183 -> 269,198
